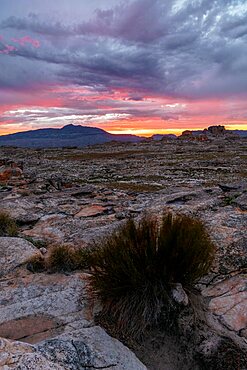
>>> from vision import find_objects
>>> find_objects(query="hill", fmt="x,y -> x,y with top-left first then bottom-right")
0,124 -> 143,148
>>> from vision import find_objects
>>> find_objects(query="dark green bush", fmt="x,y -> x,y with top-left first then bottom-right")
89,213 -> 215,338
0,212 -> 18,237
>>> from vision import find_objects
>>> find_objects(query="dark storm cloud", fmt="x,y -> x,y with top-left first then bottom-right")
1,13 -> 73,36
0,0 -> 247,99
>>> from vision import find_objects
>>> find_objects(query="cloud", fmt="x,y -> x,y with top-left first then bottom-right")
1,13 -> 73,36
0,42 -> 17,54
0,0 -> 247,134
11,35 -> 40,48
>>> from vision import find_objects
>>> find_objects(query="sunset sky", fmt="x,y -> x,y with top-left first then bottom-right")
0,0 -> 247,136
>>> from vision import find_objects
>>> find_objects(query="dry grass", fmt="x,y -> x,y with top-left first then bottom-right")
27,244 -> 92,273
0,212 -> 18,237
88,212 -> 215,338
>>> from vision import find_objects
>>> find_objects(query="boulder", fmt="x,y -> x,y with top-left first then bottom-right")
37,325 -> 147,370
0,237 -> 40,277
0,325 -> 147,369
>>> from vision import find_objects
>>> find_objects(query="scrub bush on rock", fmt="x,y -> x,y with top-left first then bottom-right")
89,212 -> 215,338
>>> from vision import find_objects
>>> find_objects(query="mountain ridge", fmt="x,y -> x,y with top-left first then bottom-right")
0,124 -> 143,148
0,124 -> 246,148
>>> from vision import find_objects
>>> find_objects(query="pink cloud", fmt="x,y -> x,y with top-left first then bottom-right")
0,44 -> 17,54
12,36 -> 40,48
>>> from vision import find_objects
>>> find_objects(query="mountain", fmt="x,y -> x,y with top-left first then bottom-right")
0,124 -> 143,148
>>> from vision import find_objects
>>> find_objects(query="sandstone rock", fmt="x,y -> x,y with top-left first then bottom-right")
23,214 -> 67,242
37,325 -> 147,370
0,325 -> 147,370
1,197 -> 44,224
0,272 -> 91,343
0,337 -> 64,369
75,205 -> 107,218
202,274 -> 247,332
0,237 -> 40,277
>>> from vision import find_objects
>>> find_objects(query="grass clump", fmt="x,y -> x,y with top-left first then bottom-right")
46,245 -> 92,272
0,212 -> 18,237
89,212 -> 215,338
26,255 -> 46,273
27,244 -> 92,273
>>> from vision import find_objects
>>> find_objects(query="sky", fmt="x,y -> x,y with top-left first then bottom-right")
0,0 -> 247,136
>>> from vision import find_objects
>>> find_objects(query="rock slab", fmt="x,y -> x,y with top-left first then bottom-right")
0,237 -> 40,277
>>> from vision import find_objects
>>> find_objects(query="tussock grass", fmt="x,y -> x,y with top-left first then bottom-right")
89,213 -> 215,338
26,212 -> 215,339
27,244 -> 92,273
0,212 -> 18,237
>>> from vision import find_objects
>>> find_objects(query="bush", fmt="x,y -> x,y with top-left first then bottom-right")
89,212 -> 215,338
0,212 -> 18,237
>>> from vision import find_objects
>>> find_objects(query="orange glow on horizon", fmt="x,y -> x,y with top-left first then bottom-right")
1,85 -> 247,137
1,123 -> 247,138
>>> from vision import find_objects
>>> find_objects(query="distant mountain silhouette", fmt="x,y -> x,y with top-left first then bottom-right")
0,124 -> 143,148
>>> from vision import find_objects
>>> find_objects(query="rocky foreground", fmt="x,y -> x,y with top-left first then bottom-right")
0,137 -> 246,369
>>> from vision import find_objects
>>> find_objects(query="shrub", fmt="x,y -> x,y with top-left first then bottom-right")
0,212 -> 18,237
89,212 -> 215,338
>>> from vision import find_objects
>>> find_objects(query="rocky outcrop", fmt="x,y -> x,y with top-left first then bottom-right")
207,125 -> 226,136
0,139 -> 246,369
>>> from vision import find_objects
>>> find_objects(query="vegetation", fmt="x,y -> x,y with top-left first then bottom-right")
27,244 -> 92,273
0,212 -> 18,237
222,193 -> 240,206
89,213 -> 215,338
26,212 -> 215,338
